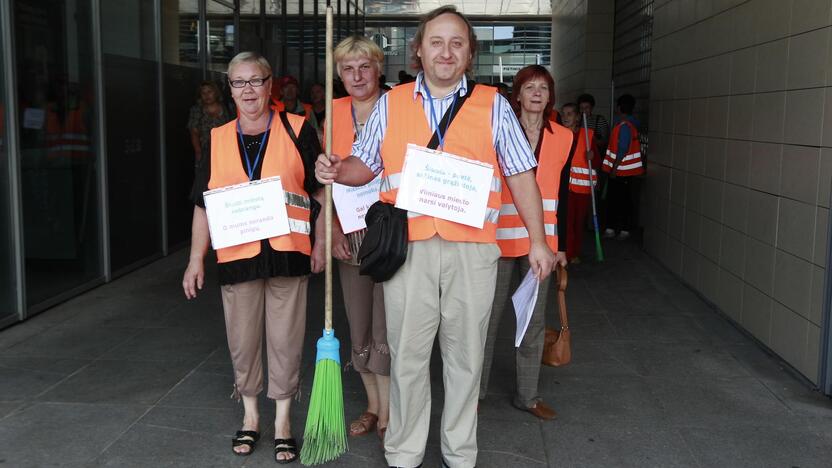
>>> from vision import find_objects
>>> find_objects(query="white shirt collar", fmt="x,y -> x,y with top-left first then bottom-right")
413,72 -> 469,100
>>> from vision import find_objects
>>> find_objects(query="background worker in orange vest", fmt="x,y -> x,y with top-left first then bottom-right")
328,35 -> 391,441
560,102 -> 598,263
182,52 -> 325,463
602,93 -> 643,240
271,75 -> 315,128
479,65 -> 570,422
315,7 -> 555,468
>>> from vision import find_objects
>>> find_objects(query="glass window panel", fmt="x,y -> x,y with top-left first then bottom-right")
162,0 -> 207,248
101,0 -> 162,272
161,0 -> 200,68
363,0 -> 551,15
206,0 -> 236,73
14,0 -> 102,306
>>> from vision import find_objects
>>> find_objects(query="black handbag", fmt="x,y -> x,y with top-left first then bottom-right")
357,201 -> 409,282
356,83 -> 479,283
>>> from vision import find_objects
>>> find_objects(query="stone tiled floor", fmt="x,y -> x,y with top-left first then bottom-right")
1,241 -> 831,467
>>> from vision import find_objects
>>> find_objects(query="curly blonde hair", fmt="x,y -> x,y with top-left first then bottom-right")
334,35 -> 384,71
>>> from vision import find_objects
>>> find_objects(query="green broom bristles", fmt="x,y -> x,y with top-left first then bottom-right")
300,335 -> 347,465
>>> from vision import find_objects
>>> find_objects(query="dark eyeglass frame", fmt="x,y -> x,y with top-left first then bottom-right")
228,75 -> 271,88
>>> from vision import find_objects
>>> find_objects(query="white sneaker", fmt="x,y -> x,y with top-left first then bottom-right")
616,230 -> 630,240
603,228 -> 616,239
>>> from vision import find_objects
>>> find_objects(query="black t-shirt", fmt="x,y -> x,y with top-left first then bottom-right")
192,117 -> 323,285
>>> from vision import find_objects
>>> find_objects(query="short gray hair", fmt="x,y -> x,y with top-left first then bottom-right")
227,51 -> 272,77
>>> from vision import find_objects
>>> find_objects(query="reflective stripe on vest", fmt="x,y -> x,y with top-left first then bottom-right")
378,82 -> 503,243
496,223 -> 557,240
568,127 -> 597,194
208,113 -> 313,263
46,109 -> 92,159
602,120 -> 644,176
496,123 -> 573,257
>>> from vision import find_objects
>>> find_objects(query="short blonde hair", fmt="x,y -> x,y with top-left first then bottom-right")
227,51 -> 272,77
334,36 -> 384,71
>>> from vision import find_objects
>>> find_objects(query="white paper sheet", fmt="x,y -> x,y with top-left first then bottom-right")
203,176 -> 291,249
511,268 -> 540,347
395,144 -> 494,228
332,175 -> 382,234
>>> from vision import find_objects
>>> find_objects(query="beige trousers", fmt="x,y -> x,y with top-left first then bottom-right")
383,236 -> 500,468
221,276 -> 308,400
338,262 -> 389,375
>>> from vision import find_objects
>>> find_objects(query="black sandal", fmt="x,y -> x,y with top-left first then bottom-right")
274,438 -> 299,464
232,430 -> 260,456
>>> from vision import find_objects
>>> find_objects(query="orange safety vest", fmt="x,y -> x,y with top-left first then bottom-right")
46,105 -> 92,160
602,119 -> 644,176
496,123 -> 572,257
327,96 -> 354,157
378,82 -> 503,243
568,127 -> 597,194
208,113 -> 313,263
270,97 -> 312,122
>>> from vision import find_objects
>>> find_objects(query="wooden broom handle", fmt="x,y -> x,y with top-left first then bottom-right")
324,7 -> 334,331
556,263 -> 569,330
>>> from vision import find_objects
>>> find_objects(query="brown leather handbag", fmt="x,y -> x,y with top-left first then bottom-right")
542,264 -> 571,367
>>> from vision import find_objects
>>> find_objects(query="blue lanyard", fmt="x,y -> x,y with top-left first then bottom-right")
237,111 -> 274,180
421,81 -> 459,150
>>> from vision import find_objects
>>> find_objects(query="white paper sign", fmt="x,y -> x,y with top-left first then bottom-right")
333,175 -> 382,234
203,176 -> 291,250
395,144 -> 493,228
512,269 -> 540,347
23,108 -> 46,130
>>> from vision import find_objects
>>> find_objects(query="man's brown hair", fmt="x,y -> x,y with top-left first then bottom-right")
410,5 -> 478,73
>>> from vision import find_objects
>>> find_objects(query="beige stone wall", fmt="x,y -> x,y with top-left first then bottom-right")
643,0 -> 832,383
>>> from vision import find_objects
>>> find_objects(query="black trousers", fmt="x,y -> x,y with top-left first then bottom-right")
606,176 -> 640,232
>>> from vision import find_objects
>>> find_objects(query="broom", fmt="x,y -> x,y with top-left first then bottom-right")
582,112 -> 604,262
300,6 -> 348,465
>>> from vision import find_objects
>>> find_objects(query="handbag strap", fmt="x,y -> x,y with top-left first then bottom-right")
278,111 -> 303,154
556,264 -> 569,329
426,82 -> 477,150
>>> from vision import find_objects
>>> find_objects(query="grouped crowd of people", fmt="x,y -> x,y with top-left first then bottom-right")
182,5 -> 643,467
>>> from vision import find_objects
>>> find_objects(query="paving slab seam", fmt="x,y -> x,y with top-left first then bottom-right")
673,426 -> 707,468
90,347 -> 220,463
0,401 -> 28,424
30,361 -> 97,402
640,249 -> 823,393
756,377 -> 811,414
143,422 -> 227,438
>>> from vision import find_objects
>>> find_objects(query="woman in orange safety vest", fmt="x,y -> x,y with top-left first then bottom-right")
181,52 -> 325,463
480,65 -> 570,421
327,35 -> 391,441
561,102 -> 598,263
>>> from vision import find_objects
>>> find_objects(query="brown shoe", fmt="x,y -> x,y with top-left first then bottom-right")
377,424 -> 387,442
349,411 -> 378,437
525,401 -> 557,420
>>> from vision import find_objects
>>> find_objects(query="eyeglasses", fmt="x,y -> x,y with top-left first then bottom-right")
228,75 -> 271,88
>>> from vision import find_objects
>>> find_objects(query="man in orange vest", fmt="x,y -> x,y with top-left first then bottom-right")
270,75 -> 315,126
561,102 -> 598,262
315,7 -> 554,468
602,93 -> 643,240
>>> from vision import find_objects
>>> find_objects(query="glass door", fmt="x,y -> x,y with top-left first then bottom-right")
101,0 -> 163,273
14,0 -> 103,307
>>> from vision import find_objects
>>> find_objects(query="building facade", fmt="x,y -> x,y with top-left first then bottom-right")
0,0 -> 363,327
